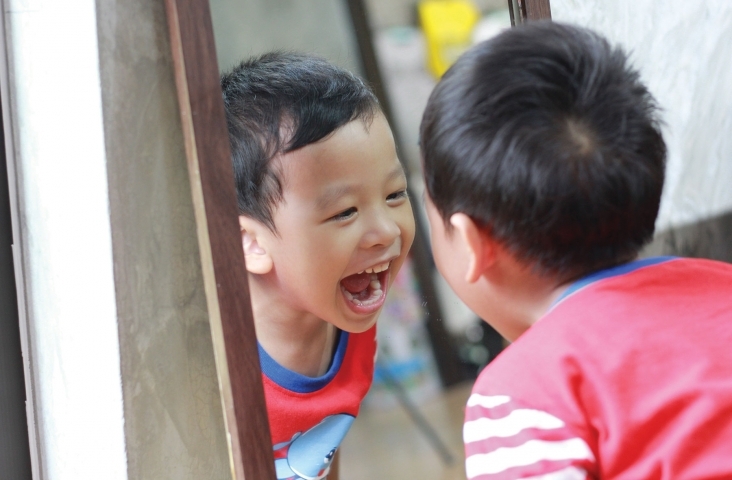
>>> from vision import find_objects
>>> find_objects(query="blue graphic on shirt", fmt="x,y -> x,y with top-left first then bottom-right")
273,414 -> 355,480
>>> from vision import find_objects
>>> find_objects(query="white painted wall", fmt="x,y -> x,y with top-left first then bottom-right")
5,0 -> 127,478
552,0 -> 732,230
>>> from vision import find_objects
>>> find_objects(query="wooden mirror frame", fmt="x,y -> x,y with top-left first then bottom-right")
163,0 -> 276,478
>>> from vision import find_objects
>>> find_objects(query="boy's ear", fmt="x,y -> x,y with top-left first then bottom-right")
449,213 -> 496,283
238,216 -> 273,275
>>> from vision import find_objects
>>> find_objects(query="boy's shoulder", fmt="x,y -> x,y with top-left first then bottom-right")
542,256 -> 732,331
477,255 -> 732,405
548,256 -> 732,328
469,256 -> 732,479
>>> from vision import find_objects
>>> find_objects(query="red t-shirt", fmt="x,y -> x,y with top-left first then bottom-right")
259,326 -> 376,479
465,257 -> 732,479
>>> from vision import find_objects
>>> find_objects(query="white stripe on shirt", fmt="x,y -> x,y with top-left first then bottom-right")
466,438 -> 595,478
523,466 -> 588,480
467,393 -> 511,408
464,408 -> 565,443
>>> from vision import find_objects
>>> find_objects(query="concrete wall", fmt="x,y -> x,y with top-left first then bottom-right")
95,0 -> 231,478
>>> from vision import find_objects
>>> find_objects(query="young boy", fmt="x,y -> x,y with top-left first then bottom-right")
420,22 -> 732,479
221,52 -> 415,479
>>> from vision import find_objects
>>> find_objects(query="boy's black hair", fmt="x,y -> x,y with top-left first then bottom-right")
420,22 -> 667,278
221,52 -> 380,231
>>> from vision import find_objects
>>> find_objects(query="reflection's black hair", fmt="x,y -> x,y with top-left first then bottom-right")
221,52 -> 380,231
420,22 -> 666,278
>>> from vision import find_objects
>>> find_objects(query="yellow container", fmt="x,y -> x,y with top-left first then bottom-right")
418,0 -> 480,78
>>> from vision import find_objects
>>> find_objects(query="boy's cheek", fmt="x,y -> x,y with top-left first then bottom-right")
404,209 -> 417,250
424,206 -> 466,288
423,200 -> 447,254
426,221 -> 452,275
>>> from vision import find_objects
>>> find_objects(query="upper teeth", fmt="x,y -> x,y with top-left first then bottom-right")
358,262 -> 390,275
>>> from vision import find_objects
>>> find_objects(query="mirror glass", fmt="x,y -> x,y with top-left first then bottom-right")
209,1 -> 511,478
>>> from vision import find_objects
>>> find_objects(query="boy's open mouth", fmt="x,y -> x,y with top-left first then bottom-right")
339,261 -> 390,310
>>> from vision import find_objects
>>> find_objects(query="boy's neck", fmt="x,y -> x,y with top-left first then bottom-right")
250,279 -> 339,378
481,251 -> 572,342
495,274 -> 570,341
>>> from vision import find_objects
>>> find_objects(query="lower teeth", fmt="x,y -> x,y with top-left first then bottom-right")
343,272 -> 383,306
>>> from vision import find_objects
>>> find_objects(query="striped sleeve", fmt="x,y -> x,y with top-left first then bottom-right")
463,393 -> 595,479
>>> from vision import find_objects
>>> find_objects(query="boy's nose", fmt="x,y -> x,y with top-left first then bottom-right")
361,213 -> 401,249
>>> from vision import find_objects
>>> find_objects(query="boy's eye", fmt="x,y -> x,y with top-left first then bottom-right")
387,190 -> 408,202
330,207 -> 357,222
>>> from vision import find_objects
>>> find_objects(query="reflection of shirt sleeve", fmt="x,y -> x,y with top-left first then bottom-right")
464,393 -> 595,480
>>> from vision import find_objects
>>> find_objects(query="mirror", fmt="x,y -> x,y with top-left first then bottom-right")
204,1 -> 515,479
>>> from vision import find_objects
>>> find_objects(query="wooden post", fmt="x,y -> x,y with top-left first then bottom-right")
508,0 -> 552,25
163,0 -> 276,478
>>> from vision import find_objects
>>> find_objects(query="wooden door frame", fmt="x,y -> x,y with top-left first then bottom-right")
0,3 -> 40,477
0,62 -> 34,480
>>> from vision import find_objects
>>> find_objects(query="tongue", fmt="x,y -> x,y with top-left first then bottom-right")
341,272 -> 372,294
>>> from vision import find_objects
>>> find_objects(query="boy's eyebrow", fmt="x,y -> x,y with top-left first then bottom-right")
388,164 -> 407,182
316,184 -> 356,210
316,165 -> 406,210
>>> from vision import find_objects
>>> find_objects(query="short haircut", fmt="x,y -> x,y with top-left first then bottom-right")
420,22 -> 667,278
221,52 -> 380,231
